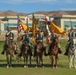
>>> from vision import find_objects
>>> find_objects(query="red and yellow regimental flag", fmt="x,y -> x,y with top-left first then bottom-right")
32,15 -> 35,36
44,16 -> 50,43
50,21 -> 66,35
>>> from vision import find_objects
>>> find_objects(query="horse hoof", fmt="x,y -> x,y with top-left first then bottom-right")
74,66 -> 76,68
27,66 -> 28,68
42,66 -> 44,68
55,66 -> 58,68
24,66 -> 28,68
69,67 -> 71,69
10,66 -> 12,68
7,66 -> 9,68
52,67 -> 55,69
35,66 -> 37,68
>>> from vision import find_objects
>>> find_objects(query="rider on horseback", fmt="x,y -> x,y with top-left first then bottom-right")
19,31 -> 33,56
64,28 -> 76,55
21,31 -> 29,44
36,30 -> 43,43
34,30 -> 45,57
48,30 -> 62,55
1,27 -> 14,55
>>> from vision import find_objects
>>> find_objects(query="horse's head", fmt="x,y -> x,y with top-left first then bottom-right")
52,35 -> 59,45
12,42 -> 17,51
69,38 -> 76,51
5,39 -> 15,56
5,36 -> 10,45
49,35 -> 59,55
36,42 -> 44,53
23,43 -> 29,54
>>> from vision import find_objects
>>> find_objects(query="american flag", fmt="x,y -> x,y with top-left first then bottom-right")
17,20 -> 22,33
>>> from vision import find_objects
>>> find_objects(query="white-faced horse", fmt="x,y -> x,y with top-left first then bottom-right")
68,38 -> 76,69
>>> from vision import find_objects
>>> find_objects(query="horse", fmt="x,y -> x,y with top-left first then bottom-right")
34,41 -> 46,68
48,36 -> 59,68
19,41 -> 33,68
4,37 -> 17,68
67,38 -> 76,68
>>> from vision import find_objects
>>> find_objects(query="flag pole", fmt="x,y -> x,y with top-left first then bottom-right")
31,14 -> 36,43
32,14 -> 36,37
44,16 -> 50,43
70,18 -> 72,29
17,15 -> 20,42
25,16 -> 28,33
17,15 -> 22,42
17,15 -> 19,42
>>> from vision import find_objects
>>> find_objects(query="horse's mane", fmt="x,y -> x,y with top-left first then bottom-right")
49,36 -> 58,50
69,39 -> 74,50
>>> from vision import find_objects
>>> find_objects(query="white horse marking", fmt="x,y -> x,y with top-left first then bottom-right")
68,39 -> 76,69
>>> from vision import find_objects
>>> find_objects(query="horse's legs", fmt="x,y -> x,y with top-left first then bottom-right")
68,55 -> 71,68
68,55 -> 73,68
55,55 -> 58,68
6,56 -> 9,68
73,56 -> 76,68
24,56 -> 28,68
24,57 -> 26,68
10,56 -> 12,68
36,57 -> 38,68
40,56 -> 44,68
51,56 -> 54,68
74,50 -> 76,68
29,56 -> 31,65
26,56 -> 28,67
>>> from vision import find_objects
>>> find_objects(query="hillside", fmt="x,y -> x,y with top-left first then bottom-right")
0,10 -> 76,17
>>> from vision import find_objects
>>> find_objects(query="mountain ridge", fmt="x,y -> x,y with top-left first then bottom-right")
0,10 -> 76,17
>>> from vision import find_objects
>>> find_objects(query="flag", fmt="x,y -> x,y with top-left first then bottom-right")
44,16 -> 50,43
35,25 -> 40,31
17,20 -> 22,33
20,20 -> 27,31
17,18 -> 30,33
30,36 -> 36,43
25,16 -> 29,32
32,14 -> 36,36
50,21 -> 66,35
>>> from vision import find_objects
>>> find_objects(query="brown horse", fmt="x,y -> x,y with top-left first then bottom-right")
19,42 -> 32,68
4,37 -> 16,68
34,42 -> 46,68
48,36 -> 59,68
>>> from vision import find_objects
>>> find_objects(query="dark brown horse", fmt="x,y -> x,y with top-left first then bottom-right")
48,36 -> 59,68
4,37 -> 16,68
19,42 -> 32,68
34,42 -> 46,68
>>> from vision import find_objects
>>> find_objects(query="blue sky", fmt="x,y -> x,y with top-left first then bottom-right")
0,0 -> 76,14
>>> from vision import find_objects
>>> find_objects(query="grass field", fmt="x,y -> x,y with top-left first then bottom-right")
0,39 -> 76,75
